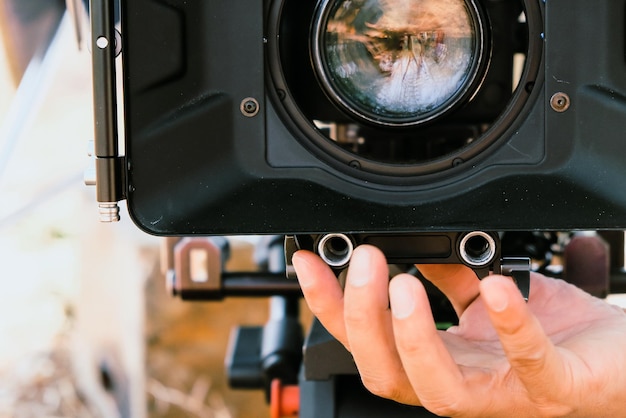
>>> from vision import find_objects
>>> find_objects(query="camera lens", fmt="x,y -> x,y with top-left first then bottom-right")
271,0 -> 541,179
311,0 -> 487,127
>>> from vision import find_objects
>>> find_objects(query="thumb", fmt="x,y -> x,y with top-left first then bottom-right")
479,276 -> 566,402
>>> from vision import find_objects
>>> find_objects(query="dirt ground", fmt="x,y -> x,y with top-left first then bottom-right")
144,241 -> 273,418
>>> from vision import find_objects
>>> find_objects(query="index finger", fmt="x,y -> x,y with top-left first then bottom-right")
292,250 -> 348,347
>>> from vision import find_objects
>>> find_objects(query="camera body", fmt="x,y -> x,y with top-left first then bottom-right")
84,2 -> 626,415
120,0 -> 626,236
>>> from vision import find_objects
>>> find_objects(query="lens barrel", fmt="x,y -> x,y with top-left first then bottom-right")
311,0 -> 489,127
270,0 -> 541,180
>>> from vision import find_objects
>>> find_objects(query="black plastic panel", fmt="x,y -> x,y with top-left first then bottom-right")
121,0 -> 626,235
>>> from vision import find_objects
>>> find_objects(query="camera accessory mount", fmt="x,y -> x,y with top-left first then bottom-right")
285,232 -> 531,300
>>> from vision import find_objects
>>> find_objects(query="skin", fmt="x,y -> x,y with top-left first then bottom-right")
292,244 -> 626,417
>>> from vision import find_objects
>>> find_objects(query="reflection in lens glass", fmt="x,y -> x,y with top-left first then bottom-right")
313,0 -> 482,126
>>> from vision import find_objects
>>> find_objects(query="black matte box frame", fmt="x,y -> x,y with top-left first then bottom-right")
122,0 -> 626,236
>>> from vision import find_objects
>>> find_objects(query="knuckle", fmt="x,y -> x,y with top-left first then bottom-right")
396,336 -> 420,353
395,332 -> 432,357
529,387 -> 577,418
421,397 -> 465,417
344,306 -> 370,326
360,376 -> 405,401
510,350 -> 547,375
532,403 -> 574,418
304,298 -> 330,317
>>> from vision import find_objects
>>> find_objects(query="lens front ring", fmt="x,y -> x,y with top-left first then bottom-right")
310,0 -> 490,127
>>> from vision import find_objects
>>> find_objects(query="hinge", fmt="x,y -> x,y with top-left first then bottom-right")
89,0 -> 124,222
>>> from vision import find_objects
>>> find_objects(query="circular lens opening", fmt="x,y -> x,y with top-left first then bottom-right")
270,0 -> 542,180
312,0 -> 487,127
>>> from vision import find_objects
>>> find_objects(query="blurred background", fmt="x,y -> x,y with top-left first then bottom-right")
0,1 -> 281,417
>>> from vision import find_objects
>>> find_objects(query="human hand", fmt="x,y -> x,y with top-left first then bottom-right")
292,245 -> 626,417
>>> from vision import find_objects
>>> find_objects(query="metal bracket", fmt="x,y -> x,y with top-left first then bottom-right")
501,257 -> 532,301
285,234 -> 532,300
162,237 -> 301,300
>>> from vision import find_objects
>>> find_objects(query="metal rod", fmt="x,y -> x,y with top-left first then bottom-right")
90,0 -> 118,159
222,273 -> 302,298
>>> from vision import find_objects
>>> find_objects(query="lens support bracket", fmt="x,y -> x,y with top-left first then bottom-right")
285,232 -> 530,300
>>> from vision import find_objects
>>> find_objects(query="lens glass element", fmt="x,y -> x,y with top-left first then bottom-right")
312,0 -> 484,126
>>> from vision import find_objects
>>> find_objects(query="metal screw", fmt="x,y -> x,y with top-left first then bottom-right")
96,36 -> 109,49
99,203 -> 120,223
349,160 -> 361,169
550,92 -> 571,113
240,98 -> 260,117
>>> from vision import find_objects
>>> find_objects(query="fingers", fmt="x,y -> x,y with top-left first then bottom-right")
292,249 -> 348,346
294,245 -> 421,405
388,274 -> 470,414
480,275 -> 569,410
417,264 -> 481,317
343,246 -> 420,404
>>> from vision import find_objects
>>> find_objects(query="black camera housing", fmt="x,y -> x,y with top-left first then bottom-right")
121,0 -> 626,236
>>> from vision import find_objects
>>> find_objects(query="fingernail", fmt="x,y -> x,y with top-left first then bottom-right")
390,279 -> 415,319
481,278 -> 510,313
347,248 -> 372,287
292,252 -> 314,288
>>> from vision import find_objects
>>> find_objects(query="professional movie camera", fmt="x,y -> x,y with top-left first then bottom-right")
89,0 -> 626,416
